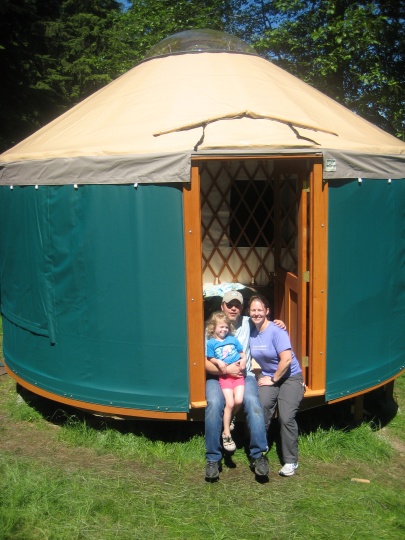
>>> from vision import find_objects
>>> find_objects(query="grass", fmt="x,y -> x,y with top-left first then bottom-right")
1,317 -> 405,539
384,374 -> 405,441
299,421 -> 393,463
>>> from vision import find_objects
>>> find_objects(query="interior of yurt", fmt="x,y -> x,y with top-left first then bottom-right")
0,29 -> 404,420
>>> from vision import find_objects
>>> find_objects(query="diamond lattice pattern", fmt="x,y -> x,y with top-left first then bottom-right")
200,160 -> 299,286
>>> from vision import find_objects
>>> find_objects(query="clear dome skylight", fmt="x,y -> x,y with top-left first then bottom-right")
144,29 -> 257,61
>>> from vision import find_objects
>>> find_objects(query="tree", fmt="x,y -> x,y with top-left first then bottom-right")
0,0 -> 123,152
40,0 -> 122,109
0,0 -> 61,150
249,0 -> 405,139
110,0 -> 237,70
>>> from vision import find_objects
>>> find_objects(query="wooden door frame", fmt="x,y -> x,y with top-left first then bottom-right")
183,165 -> 206,408
308,160 -> 328,394
184,156 -> 328,409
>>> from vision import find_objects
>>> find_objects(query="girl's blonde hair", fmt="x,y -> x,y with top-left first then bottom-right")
205,311 -> 234,339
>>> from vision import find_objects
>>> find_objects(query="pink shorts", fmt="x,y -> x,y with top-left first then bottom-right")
219,375 -> 245,390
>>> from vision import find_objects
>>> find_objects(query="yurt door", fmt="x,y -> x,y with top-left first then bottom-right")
272,158 -> 327,392
188,157 -> 326,403
272,160 -> 309,366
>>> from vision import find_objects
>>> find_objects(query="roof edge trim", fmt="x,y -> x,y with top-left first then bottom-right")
1,149 -> 403,186
193,148 -> 405,179
0,152 -> 192,186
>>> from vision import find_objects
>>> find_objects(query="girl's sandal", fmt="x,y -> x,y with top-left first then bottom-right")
222,433 -> 236,452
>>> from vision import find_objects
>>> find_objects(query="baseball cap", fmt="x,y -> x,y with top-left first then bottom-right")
222,290 -> 243,304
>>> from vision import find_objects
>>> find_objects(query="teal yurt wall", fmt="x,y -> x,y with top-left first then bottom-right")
0,183 -> 190,413
326,178 -> 405,401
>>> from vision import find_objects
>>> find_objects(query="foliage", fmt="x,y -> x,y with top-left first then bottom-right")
0,0 -> 404,152
0,0 -> 60,150
251,1 -> 405,139
107,0 -> 237,71
0,0 -> 122,151
37,0 -> 123,114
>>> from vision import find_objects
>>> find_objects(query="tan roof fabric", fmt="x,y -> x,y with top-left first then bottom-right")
1,51 -> 404,184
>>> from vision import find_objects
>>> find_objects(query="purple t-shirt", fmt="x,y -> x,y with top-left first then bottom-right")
249,322 -> 302,378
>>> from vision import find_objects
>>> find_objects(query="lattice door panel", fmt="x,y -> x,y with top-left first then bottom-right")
200,160 -> 276,286
275,170 -> 300,275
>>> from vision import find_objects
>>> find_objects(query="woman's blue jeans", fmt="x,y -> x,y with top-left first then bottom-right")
205,374 -> 268,462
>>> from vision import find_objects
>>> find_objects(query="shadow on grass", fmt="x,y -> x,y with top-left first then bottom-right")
15,380 -> 399,452
15,383 -> 205,443
299,385 -> 398,433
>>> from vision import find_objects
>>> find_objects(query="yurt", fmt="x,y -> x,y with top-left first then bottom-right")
1,29 -> 404,420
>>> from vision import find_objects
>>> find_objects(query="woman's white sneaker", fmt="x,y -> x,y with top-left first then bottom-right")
279,463 -> 298,476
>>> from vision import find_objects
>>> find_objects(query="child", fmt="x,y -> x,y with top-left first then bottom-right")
206,311 -> 246,452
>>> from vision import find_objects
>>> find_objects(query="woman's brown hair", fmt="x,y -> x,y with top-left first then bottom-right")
248,294 -> 270,311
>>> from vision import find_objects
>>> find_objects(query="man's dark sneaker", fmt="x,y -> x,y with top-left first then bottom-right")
252,454 -> 269,476
205,460 -> 220,481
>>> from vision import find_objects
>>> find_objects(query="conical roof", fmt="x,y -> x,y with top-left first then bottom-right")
1,29 -> 404,185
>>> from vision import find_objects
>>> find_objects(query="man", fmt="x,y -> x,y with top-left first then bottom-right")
205,290 -> 283,481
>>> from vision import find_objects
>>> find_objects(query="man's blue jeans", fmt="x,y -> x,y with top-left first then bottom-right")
205,374 -> 268,462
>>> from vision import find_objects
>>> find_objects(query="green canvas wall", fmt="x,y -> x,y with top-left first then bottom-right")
0,184 -> 190,412
326,178 -> 405,401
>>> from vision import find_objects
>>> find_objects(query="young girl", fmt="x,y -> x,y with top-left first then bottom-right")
206,311 -> 246,452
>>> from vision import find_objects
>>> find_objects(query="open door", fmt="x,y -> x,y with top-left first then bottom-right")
272,160 -> 309,381
272,158 -> 327,395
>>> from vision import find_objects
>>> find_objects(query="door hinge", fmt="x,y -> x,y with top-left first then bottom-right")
302,356 -> 309,367
302,180 -> 310,192
303,271 -> 310,282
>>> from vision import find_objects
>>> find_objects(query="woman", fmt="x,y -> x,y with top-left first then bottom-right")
248,295 -> 305,476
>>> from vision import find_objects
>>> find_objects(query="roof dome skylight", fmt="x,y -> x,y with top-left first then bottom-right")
144,29 -> 257,60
